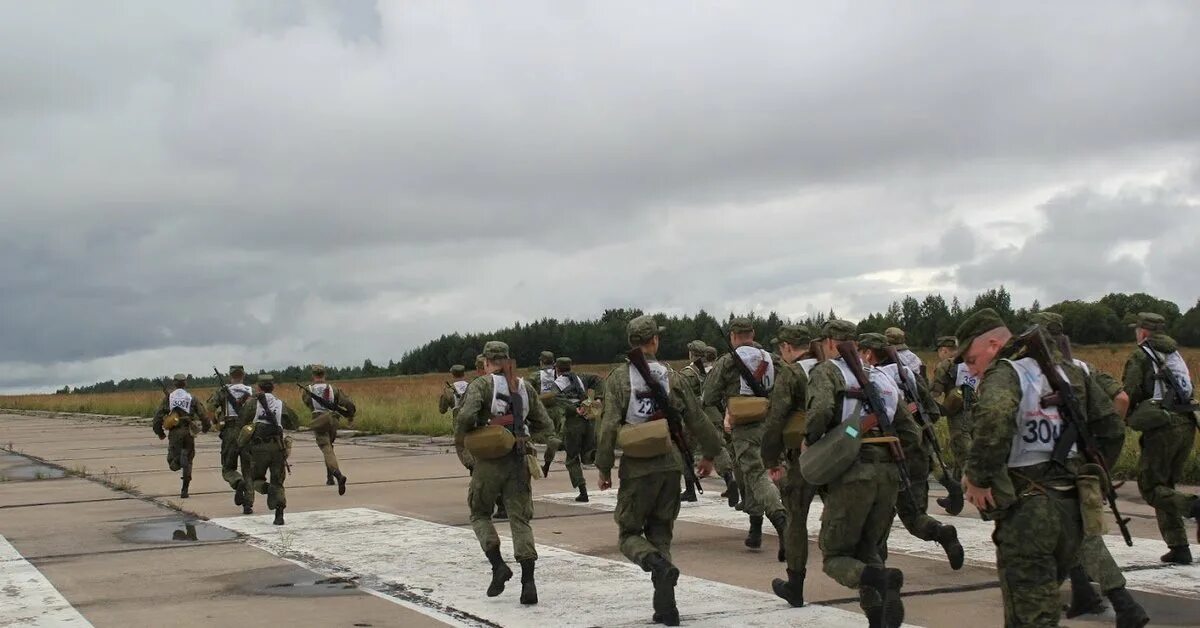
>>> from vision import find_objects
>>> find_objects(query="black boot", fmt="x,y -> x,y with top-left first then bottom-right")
1065,565 -> 1105,617
936,496 -> 952,512
519,559 -> 538,605
644,554 -> 679,626
180,478 -> 190,499
273,507 -> 285,526
334,471 -> 347,496
745,515 -> 763,549
680,483 -> 698,503
233,480 -> 244,506
242,504 -> 253,515
735,500 -> 745,512
485,548 -> 512,597
1106,587 -> 1150,628
860,566 -> 904,628
936,524 -> 965,571
722,472 -> 740,508
575,485 -> 589,503
541,460 -> 552,478
1160,545 -> 1193,565
767,511 -> 787,562
771,568 -> 805,607
326,469 -> 335,486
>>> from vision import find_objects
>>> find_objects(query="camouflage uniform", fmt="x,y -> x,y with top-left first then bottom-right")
152,375 -> 211,499
208,365 -> 254,508
237,375 -> 299,525
678,340 -> 737,502
442,365 -> 476,472
1122,313 -> 1200,559
455,341 -> 552,604
547,358 -> 594,499
931,342 -> 978,481
595,316 -> 725,626
761,325 -> 816,606
702,319 -> 788,549
301,365 -> 357,494
958,310 -> 1125,627
527,352 -> 564,476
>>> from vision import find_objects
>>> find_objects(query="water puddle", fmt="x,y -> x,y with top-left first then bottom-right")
119,518 -> 238,544
228,566 -> 361,598
0,452 -> 67,481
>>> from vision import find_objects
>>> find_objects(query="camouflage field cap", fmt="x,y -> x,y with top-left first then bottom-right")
773,324 -> 812,347
954,308 -> 1007,363
627,315 -> 666,346
935,336 -> 958,349
1130,312 -> 1166,332
1029,312 -> 1065,335
229,364 -> 245,375
884,327 -> 906,346
484,341 -> 511,360
172,373 -> 187,382
258,374 -> 275,383
539,350 -> 555,364
686,340 -> 707,354
820,319 -> 857,341
311,363 -> 327,375
703,346 -> 718,361
475,354 -> 485,370
555,357 -> 572,368
858,333 -> 888,350
728,317 -> 755,334
450,364 -> 466,376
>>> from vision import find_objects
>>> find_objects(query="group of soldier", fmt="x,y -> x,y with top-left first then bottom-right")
450,310 -> 1198,627
150,364 -> 357,526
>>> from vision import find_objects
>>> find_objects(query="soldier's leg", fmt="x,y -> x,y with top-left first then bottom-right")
615,474 -> 665,565
468,464 -> 504,555
166,429 -> 184,472
249,443 -> 270,497
581,418 -> 597,466
315,428 -> 340,474
267,448 -> 287,510
1078,534 -> 1125,594
947,413 -> 972,479
731,423 -> 782,517
540,410 -> 564,473
239,450 -> 256,507
219,431 -> 244,490
1138,424 -> 1199,548
994,494 -> 1071,627
819,476 -> 879,589
857,473 -> 903,622
563,417 -> 586,490
644,471 -> 682,560
181,433 -> 196,480
783,470 -> 816,572
502,456 -> 538,562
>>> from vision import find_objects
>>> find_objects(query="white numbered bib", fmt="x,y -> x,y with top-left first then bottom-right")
627,362 -> 670,425
223,383 -> 253,417
254,393 -> 285,426
734,346 -> 775,395
1004,357 -> 1074,468
168,389 -> 192,414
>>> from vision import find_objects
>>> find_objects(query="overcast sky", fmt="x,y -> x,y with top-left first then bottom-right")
3,1 -> 1199,392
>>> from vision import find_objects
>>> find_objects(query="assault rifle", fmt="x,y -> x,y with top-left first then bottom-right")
628,347 -> 702,496
720,337 -> 770,398
1020,327 -> 1134,546
836,342 -> 918,512
885,347 -> 964,515
1138,342 -> 1200,424
501,359 -> 529,489
213,367 -> 248,419
296,383 -> 353,416
254,392 -> 292,473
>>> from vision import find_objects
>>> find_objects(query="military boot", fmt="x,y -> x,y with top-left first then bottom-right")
180,478 -> 190,499
767,511 -> 787,562
745,515 -> 764,549
541,460 -> 552,478
334,470 -> 347,496
1065,565 -> 1105,617
1160,545 -> 1193,565
860,565 -> 904,628
273,507 -> 285,526
1191,497 -> 1200,543
1106,587 -> 1150,628
519,559 -> 538,605
936,524 -> 964,570
680,484 -> 698,503
722,472 -> 739,508
575,485 -> 589,503
326,469 -> 335,486
485,548 -> 513,597
242,504 -> 254,515
233,480 -> 245,507
771,568 -> 805,607
643,554 -> 680,626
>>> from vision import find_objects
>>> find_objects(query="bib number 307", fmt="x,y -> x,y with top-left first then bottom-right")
1022,417 -> 1062,444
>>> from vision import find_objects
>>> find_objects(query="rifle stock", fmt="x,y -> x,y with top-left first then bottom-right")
296,382 -> 351,416
628,347 -> 702,496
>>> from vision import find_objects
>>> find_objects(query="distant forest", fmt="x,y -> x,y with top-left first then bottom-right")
62,288 -> 1200,394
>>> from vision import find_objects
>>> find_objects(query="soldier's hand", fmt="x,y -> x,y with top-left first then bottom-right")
695,458 -> 714,478
768,466 -> 786,484
723,411 -> 733,434
598,472 -> 612,491
963,476 -> 995,510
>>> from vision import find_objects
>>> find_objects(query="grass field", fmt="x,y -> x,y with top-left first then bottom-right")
2,345 -> 1197,480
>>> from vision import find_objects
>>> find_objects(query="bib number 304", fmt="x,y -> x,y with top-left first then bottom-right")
1022,417 -> 1063,444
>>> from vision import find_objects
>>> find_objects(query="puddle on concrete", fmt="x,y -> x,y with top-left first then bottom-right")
228,566 -> 361,598
119,518 -> 238,544
0,451 -> 67,480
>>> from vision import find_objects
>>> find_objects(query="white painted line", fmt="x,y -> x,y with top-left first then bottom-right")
538,491 -> 1200,599
213,507 -> 915,627
0,535 -> 93,627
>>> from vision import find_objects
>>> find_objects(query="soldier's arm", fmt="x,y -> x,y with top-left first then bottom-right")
1121,352 -> 1148,409
334,388 -> 357,417
191,395 -> 212,431
700,356 -> 729,409
152,398 -> 168,435
594,372 -> 623,476
438,389 -> 452,415
675,374 -> 723,460
524,381 -> 552,437
1082,370 -> 1125,466
281,406 -> 300,431
804,364 -> 839,445
761,365 -> 796,468
964,363 -> 1021,489
300,388 -> 316,412
454,379 -> 487,437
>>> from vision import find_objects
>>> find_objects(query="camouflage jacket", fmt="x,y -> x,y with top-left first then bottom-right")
235,396 -> 300,431
596,359 -> 724,481
701,347 -> 784,410
301,384 -> 356,418
152,392 -> 211,433
761,359 -> 809,468
1122,333 -> 1193,424
803,359 -> 921,451
454,375 -> 552,439
680,360 -> 722,425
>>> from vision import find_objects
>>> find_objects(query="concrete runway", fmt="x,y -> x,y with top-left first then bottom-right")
1,411 -> 1197,627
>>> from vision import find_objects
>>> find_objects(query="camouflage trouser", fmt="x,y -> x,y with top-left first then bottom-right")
993,491 -> 1082,627
249,439 -> 287,510
312,415 -> 342,474
946,412 -> 973,479
539,408 -> 565,468
615,471 -> 681,567
1076,534 -> 1125,593
730,422 -> 784,517
1136,421 -> 1199,548
819,458 -> 898,592
714,423 -> 735,477
885,453 -> 942,556
563,414 -> 595,489
219,425 -> 244,489
166,427 -> 196,480
239,449 -> 256,507
468,451 -> 537,561
782,459 -> 818,572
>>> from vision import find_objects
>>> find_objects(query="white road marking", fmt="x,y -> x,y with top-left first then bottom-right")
538,491 -> 1200,599
0,535 -> 93,627
214,507 -> 917,627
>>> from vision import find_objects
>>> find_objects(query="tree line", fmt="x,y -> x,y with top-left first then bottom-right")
61,288 -> 1198,394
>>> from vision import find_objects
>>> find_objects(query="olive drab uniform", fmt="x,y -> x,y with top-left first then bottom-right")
455,355 -> 552,604
931,358 -> 979,479
679,357 -> 738,502
550,360 -> 593,499
1122,324 -> 1200,557
530,363 -> 564,476
238,387 -> 299,524
209,379 -> 254,505
153,382 -> 211,498
443,377 -> 476,471
302,380 -> 357,493
702,339 -> 788,549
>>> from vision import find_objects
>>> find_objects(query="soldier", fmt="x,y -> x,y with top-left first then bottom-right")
930,335 -> 978,512
1122,312 -> 1200,564
152,374 -> 211,499
237,375 -> 299,526
885,327 -> 926,382
301,364 -> 357,495
595,315 -> 723,626
679,340 -> 738,504
530,351 -> 565,478
209,365 -> 254,512
455,341 -> 552,605
702,318 -> 788,557
858,333 -> 964,571
805,320 -> 917,626
1030,313 -> 1149,626
444,365 -> 477,472
554,357 -> 593,502
762,324 -> 816,607
956,309 -> 1126,627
